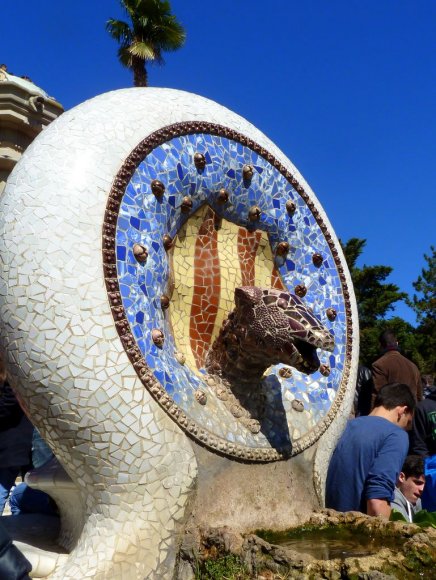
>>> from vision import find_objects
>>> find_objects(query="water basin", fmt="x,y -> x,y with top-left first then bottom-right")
257,526 -> 404,560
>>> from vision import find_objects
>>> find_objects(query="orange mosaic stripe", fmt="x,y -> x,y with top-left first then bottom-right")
271,265 -> 286,290
189,207 -> 221,368
237,228 -> 262,286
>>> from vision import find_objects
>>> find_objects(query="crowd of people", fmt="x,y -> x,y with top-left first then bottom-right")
326,330 -> 436,521
0,356 -> 56,579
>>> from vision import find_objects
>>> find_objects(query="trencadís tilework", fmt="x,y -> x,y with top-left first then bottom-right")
106,123 -> 352,461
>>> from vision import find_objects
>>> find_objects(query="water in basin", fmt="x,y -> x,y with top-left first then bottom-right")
258,526 -> 403,560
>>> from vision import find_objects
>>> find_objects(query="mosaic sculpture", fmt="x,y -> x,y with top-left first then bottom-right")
0,88 -> 359,578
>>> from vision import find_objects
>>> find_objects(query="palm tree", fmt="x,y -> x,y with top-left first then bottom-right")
106,0 -> 186,87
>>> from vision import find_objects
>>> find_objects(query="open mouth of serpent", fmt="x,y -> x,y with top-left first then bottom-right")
284,339 -> 321,374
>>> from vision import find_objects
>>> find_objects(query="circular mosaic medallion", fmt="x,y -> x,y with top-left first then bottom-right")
104,122 -> 353,461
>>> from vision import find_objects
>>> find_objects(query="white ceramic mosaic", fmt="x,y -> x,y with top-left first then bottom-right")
0,88 -> 359,578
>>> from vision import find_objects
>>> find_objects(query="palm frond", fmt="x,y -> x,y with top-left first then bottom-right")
117,46 -> 133,68
128,41 -> 156,61
152,22 -> 186,51
106,19 -> 133,44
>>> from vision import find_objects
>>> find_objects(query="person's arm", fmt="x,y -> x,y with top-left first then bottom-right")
364,430 -> 408,516
366,498 -> 391,518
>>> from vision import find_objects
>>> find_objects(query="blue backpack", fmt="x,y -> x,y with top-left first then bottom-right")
421,455 -> 436,512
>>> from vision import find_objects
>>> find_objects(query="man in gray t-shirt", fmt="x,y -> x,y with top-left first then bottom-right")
391,455 -> 425,522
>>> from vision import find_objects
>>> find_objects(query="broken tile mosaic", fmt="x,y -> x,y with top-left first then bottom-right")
114,132 -> 347,453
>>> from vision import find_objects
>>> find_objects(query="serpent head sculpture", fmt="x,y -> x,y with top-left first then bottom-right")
206,286 -> 335,383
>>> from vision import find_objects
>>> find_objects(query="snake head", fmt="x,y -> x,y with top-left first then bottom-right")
234,287 -> 335,374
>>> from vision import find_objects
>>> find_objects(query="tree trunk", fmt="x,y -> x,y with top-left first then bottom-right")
132,57 -> 148,87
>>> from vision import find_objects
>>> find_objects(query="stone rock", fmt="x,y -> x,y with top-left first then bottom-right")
177,511 -> 436,579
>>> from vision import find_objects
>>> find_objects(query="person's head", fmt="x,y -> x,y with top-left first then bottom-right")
379,330 -> 398,350
397,455 -> 425,505
422,374 -> 434,387
373,383 -> 416,429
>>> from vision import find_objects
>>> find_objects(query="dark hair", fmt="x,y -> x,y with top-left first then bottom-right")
379,330 -> 397,348
402,455 -> 424,479
374,383 -> 416,412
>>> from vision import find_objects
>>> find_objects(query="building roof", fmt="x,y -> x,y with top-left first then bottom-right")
0,70 -> 52,99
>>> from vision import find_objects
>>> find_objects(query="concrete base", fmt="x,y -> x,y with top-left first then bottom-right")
188,442 -> 319,532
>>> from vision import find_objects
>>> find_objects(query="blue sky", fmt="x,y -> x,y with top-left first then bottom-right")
2,1 -> 434,324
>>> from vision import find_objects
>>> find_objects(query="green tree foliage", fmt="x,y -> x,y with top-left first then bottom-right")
341,238 -> 407,328
341,239 -> 435,372
409,247 -> 436,374
410,246 -> 436,324
106,0 -> 186,87
340,238 -> 423,368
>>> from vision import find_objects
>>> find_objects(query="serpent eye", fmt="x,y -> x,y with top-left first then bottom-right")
277,298 -> 288,309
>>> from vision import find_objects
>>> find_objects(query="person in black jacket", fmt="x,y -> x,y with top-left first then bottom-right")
0,520 -> 31,579
409,390 -> 436,457
0,358 -> 33,514
354,365 -> 374,417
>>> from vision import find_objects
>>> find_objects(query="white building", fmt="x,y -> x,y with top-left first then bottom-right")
0,66 -> 63,194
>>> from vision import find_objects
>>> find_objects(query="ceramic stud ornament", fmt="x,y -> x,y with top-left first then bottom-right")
276,241 -> 290,257
194,390 -> 207,405
279,367 -> 293,379
294,284 -> 307,298
217,188 -> 229,204
163,234 -> 173,251
194,152 -> 206,170
286,200 -> 296,215
160,295 -> 170,310
326,307 -> 337,321
248,205 -> 262,222
152,329 -> 165,347
180,196 -> 193,214
312,252 -> 324,267
133,243 -> 148,263
320,364 -> 331,377
292,400 -> 305,412
242,164 -> 254,182
151,179 -> 165,198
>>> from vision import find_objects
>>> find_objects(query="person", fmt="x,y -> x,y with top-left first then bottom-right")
353,365 -> 374,416
372,330 -> 422,404
409,390 -> 436,511
0,520 -> 31,579
0,358 -> 33,514
409,389 -> 436,457
9,482 -> 58,517
9,429 -> 58,517
422,374 -> 435,399
390,455 -> 425,522
325,383 -> 415,518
